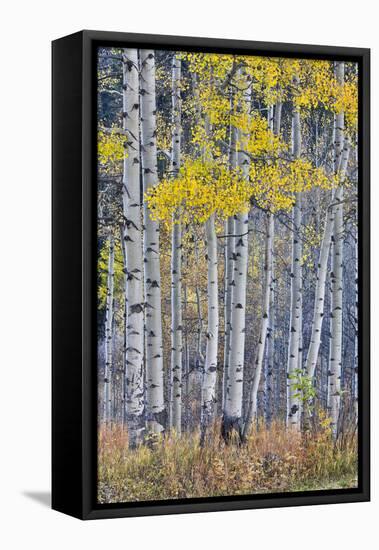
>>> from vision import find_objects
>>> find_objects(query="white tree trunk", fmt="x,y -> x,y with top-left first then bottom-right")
194,239 -> 204,372
222,210 -> 248,441
286,85 -> 303,431
354,228 -> 358,420
265,231 -> 275,425
140,49 -> 165,435
122,48 -> 145,448
222,119 -> 238,412
103,232 -> 114,423
328,184 -> 344,437
222,85 -> 250,440
328,61 -> 345,438
305,145 -> 350,382
243,212 -> 274,438
265,101 -> 281,424
222,216 -> 234,410
170,54 -> 183,435
171,223 -> 182,434
119,223 -> 127,427
287,192 -> 302,430
200,214 -> 219,443
304,198 -> 335,391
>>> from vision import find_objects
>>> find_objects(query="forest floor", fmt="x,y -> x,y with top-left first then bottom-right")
97,419 -> 358,504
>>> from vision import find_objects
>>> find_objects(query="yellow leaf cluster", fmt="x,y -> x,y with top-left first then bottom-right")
145,158 -> 251,224
250,159 -> 336,212
98,129 -> 125,168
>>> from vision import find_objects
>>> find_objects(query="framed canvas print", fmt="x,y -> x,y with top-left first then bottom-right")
52,30 -> 370,519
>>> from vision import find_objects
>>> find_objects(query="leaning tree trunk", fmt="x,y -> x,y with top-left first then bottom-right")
304,201 -> 335,382
328,61 -> 345,438
305,145 -> 350,383
122,48 -> 145,448
243,212 -> 274,439
170,54 -> 183,435
140,49 -> 165,436
103,232 -> 115,423
200,214 -> 219,445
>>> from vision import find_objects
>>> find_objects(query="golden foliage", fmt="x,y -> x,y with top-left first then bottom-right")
98,129 -> 125,168
145,158 -> 251,224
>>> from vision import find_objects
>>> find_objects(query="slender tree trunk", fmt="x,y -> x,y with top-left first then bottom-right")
122,48 -> 145,448
267,101 -> 281,423
103,232 -> 115,423
328,61 -> 345,438
353,203 -> 358,421
243,212 -> 274,438
194,239 -> 204,373
265,232 -> 275,425
286,192 -> 303,430
140,49 -> 165,436
286,85 -> 303,431
170,54 -> 183,435
222,210 -> 248,441
119,224 -> 127,427
200,214 -> 219,445
183,261 -> 190,431
222,79 -> 250,441
222,216 -> 234,410
171,223 -> 182,433
305,146 -> 350,382
222,113 -> 238,412
328,183 -> 344,437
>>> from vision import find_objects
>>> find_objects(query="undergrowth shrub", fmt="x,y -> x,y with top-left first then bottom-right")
97,418 -> 358,503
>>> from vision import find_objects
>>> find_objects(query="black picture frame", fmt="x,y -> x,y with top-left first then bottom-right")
52,30 -> 370,520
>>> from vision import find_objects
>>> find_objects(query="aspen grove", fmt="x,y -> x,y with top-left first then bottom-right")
96,48 -> 359,503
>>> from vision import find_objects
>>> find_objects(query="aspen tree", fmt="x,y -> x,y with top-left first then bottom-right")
222,73 -> 250,442
122,48 -> 145,448
200,212 -> 219,445
328,61 -> 346,437
222,109 -> 238,412
305,145 -> 350,381
170,54 -> 183,434
243,211 -> 274,439
140,50 -> 165,435
287,89 -> 303,431
103,232 -> 115,423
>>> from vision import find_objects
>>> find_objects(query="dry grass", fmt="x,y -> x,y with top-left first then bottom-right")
97,418 -> 358,504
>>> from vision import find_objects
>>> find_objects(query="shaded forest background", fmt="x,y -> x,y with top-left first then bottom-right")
96,47 -> 358,503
